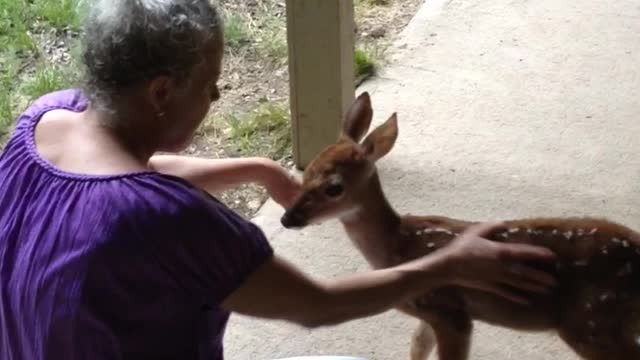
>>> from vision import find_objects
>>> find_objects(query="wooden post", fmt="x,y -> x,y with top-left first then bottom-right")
286,0 -> 355,169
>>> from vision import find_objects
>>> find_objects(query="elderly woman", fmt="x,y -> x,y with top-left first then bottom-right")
0,0 -> 556,359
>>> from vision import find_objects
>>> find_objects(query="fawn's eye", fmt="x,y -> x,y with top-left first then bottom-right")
325,184 -> 344,198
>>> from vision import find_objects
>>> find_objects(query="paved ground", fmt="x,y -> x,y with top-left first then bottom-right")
224,0 -> 640,358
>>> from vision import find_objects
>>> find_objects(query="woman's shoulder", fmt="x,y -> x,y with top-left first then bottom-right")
109,173 -> 270,260
9,89 -> 88,136
19,89 -> 88,120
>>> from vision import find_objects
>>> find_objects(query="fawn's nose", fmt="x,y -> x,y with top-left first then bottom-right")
281,211 -> 306,229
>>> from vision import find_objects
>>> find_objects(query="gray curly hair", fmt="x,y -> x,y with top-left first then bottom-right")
82,0 -> 222,114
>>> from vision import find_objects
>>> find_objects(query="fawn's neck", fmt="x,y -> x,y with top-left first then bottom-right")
339,171 -> 403,269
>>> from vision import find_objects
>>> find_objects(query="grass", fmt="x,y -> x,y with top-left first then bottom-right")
0,61 -> 80,139
255,20 -> 288,64
251,1 -> 288,64
21,65 -> 78,101
0,1 -> 37,54
355,47 -> 376,79
222,101 -> 292,160
0,52 -> 22,137
31,0 -> 82,31
0,92 -> 13,137
223,11 -> 252,50
0,0 -> 82,141
222,3 -> 288,64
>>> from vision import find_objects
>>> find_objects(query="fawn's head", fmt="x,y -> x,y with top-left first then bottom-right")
281,92 -> 398,229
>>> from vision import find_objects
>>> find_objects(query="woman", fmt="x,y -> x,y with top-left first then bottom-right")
0,0 -> 556,359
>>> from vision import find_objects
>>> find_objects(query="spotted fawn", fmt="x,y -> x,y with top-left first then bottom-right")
281,92 -> 640,360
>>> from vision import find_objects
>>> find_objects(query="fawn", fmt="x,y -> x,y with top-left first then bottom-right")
280,92 -> 640,360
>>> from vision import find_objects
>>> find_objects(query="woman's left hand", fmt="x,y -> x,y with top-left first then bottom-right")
260,160 -> 302,208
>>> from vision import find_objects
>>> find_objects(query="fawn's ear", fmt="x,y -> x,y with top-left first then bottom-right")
361,113 -> 398,162
341,92 -> 373,142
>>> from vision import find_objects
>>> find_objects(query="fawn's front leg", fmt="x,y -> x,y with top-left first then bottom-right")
411,322 -> 436,360
428,311 -> 472,360
412,305 -> 472,360
411,289 -> 473,360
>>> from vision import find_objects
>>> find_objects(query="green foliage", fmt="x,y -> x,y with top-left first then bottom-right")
223,12 -> 251,49
224,102 -> 292,160
21,65 -> 76,102
31,0 -> 81,31
355,47 -> 376,78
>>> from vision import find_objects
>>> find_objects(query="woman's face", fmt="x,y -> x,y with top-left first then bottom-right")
154,35 -> 224,152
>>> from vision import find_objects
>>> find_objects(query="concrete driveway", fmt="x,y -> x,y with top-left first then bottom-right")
224,0 -> 640,358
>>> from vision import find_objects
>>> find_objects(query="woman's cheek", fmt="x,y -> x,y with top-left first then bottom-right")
183,92 -> 210,130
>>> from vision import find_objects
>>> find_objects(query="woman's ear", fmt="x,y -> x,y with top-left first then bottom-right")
361,113 -> 399,162
341,92 -> 373,143
148,76 -> 175,115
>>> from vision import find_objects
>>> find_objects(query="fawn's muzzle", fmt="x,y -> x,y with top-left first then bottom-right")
281,210 -> 306,229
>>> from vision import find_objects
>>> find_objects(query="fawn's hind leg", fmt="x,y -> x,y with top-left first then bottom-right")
558,291 -> 640,360
411,322 -> 436,360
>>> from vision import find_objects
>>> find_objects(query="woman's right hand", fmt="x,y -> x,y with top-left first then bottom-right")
223,222 -> 558,328
435,222 -> 558,304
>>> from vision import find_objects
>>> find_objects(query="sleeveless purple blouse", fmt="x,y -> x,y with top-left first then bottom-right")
0,89 -> 273,360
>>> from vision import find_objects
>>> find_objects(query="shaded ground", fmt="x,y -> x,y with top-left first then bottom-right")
225,0 -> 640,358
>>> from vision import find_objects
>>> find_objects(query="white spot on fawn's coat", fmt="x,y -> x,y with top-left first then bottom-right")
600,292 -> 614,302
617,262 -> 633,277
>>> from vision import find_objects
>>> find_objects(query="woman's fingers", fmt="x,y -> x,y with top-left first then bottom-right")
468,282 -> 530,305
507,264 -> 557,287
444,221 -> 558,304
501,273 -> 552,294
498,242 -> 557,262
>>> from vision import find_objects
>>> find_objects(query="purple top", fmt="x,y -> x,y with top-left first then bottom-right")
0,89 -> 273,360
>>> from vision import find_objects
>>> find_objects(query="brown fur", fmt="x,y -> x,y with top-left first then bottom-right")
282,93 -> 640,360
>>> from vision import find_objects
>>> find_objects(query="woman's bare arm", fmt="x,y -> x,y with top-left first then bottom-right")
222,255 -> 444,328
149,155 -> 300,207
222,223 -> 556,328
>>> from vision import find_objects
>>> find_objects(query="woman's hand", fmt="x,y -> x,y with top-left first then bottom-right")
258,159 -> 302,209
149,155 -> 301,204
435,222 -> 557,304
223,223 -> 557,329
